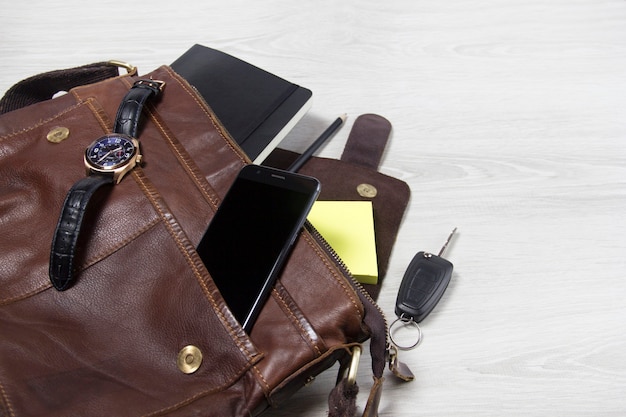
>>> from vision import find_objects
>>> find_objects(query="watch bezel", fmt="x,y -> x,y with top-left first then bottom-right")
84,133 -> 141,183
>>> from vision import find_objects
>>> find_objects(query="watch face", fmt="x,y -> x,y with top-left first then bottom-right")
85,134 -> 137,170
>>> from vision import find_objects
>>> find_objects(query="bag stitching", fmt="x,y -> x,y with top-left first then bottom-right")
162,66 -> 250,163
144,106 -> 222,211
0,281 -> 51,306
132,168 -> 257,360
251,365 -> 271,393
83,97 -> 113,133
132,168 -> 262,417
122,71 -> 257,360
271,286 -> 323,357
0,97 -> 110,304
0,381 -> 15,417
302,231 -> 364,321
141,369 -> 257,417
77,214 -> 161,272
0,101 -> 86,143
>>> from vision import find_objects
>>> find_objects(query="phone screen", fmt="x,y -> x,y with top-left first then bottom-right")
197,165 -> 320,332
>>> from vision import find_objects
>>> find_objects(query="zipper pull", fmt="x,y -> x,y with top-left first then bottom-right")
387,344 -> 414,382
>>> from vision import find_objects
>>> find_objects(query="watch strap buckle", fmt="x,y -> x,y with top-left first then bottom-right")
133,79 -> 166,93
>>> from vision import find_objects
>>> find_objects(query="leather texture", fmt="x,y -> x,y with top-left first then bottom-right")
0,66 -> 385,417
49,174 -> 114,290
341,114 -> 392,170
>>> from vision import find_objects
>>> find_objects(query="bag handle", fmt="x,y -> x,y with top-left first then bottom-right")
0,60 -> 135,115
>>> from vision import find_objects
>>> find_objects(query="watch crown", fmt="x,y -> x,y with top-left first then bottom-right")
136,153 -> 143,165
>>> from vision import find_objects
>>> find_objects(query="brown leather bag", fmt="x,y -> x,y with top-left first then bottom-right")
0,64 -> 390,416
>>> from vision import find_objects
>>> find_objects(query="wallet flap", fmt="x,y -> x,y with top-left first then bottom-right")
340,113 -> 392,170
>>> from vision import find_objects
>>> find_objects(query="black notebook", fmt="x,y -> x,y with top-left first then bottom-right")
171,44 -> 313,163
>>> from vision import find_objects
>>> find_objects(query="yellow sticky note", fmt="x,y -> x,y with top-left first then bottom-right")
307,201 -> 378,284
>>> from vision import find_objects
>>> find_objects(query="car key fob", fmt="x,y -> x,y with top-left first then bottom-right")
390,229 -> 456,350
395,228 -> 456,323
394,251 -> 454,322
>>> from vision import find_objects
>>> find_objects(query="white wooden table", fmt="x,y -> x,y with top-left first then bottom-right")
2,0 -> 625,415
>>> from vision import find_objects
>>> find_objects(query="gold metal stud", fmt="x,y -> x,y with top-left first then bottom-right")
46,127 -> 70,143
177,345 -> 203,374
356,183 -> 377,198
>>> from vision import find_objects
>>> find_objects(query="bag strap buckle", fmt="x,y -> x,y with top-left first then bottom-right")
346,345 -> 362,386
108,60 -> 137,76
336,345 -> 362,387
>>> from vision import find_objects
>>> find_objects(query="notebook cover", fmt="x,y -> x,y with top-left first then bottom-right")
171,44 -> 313,163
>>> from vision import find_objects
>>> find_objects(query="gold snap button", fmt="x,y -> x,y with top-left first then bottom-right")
357,183 -> 377,198
177,345 -> 203,374
46,126 -> 70,143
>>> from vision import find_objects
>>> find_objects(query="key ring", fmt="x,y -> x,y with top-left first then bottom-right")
389,314 -> 423,351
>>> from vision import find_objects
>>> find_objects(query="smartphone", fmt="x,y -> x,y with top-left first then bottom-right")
196,164 -> 320,333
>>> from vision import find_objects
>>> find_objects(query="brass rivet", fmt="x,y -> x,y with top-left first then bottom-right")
177,345 -> 203,374
46,126 -> 70,143
357,183 -> 377,198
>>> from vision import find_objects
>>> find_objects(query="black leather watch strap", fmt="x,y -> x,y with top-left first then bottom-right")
49,79 -> 164,291
113,79 -> 164,137
49,175 -> 114,291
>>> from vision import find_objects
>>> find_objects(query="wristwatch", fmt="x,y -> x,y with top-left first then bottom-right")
49,79 -> 165,291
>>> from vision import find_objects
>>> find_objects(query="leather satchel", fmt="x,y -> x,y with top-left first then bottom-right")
0,64 -> 391,416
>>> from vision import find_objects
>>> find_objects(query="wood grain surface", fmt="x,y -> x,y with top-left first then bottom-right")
2,0 -> 625,415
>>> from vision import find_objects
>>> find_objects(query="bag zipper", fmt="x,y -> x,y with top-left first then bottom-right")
305,221 -> 387,328
304,221 -> 390,363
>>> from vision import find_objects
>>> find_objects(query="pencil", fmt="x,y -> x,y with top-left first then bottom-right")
287,114 -> 347,173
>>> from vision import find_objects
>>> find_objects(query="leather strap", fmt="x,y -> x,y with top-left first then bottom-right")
340,114 -> 392,170
113,80 -> 164,137
49,175 -> 113,291
0,62 -> 123,115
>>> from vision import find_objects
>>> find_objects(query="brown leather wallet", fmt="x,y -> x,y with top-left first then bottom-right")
265,113 -> 411,300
